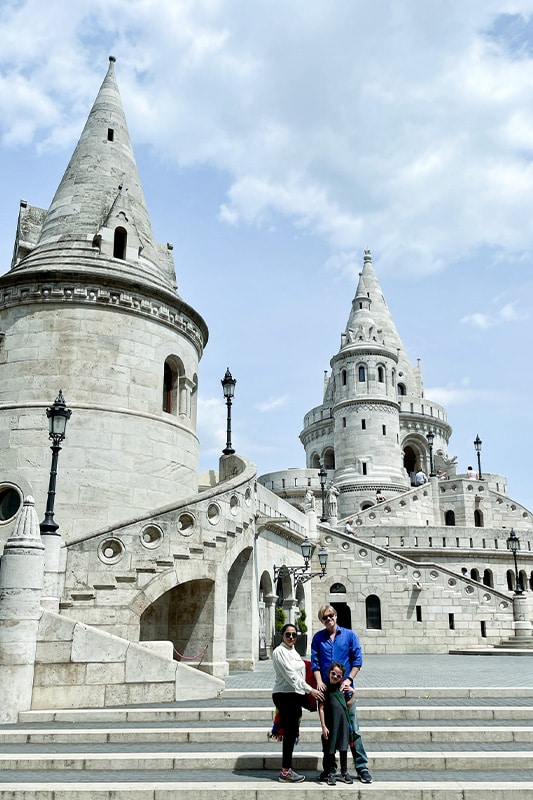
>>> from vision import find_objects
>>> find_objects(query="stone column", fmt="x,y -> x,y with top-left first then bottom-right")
0,497 -> 45,722
264,592 -> 277,657
41,532 -> 65,612
512,593 -> 533,639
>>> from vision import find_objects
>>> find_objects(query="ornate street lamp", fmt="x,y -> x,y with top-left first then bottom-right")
474,434 -> 483,480
506,529 -> 523,595
40,390 -> 72,536
221,368 -> 236,455
319,465 -> 328,522
426,430 -> 436,477
274,537 -> 328,585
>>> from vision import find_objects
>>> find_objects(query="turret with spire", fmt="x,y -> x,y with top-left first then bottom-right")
0,58 -> 208,539
300,250 -> 452,518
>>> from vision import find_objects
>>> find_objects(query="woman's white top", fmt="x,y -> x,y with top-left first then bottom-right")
272,642 -> 310,695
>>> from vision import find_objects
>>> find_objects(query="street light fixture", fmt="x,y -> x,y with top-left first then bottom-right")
40,390 -> 72,536
221,368 -> 236,455
426,431 -> 436,477
274,537 -> 328,585
506,529 -> 523,595
319,465 -> 328,522
474,434 -> 483,480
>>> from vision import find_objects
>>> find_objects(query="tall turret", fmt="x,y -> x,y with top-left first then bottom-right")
300,251 -> 452,517
0,58 -> 208,540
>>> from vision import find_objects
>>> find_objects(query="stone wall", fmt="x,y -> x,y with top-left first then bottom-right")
32,609 -> 223,709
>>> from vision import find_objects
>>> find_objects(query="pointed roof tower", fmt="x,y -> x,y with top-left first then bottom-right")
342,250 -> 419,395
9,57 -> 178,296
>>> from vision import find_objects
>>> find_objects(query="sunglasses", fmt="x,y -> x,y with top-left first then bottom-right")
322,614 -> 335,621
330,671 -> 343,679
284,632 -> 297,639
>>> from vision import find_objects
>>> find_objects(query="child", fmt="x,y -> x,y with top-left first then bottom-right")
317,661 -> 354,785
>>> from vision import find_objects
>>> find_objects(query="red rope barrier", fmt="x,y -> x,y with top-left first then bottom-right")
173,644 -> 208,661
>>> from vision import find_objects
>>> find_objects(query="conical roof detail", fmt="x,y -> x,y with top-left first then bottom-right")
342,250 -> 419,393
11,57 -> 176,293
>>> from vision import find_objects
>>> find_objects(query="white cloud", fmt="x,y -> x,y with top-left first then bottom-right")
256,395 -> 289,413
2,2 -> 533,277
461,301 -> 527,329
426,385 -> 491,406
196,396 -> 226,458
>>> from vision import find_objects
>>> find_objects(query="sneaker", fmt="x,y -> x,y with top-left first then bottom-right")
327,773 -> 336,786
357,768 -> 373,784
340,772 -> 354,784
317,773 -> 328,783
279,768 -> 306,783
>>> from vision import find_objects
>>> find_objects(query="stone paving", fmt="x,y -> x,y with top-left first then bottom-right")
225,653 -> 533,690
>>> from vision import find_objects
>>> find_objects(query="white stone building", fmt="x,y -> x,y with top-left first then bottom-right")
0,59 -> 531,721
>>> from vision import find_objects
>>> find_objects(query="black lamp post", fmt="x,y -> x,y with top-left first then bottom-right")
40,390 -> 72,536
506,529 -> 523,595
426,430 -> 436,477
273,536 -> 328,585
474,434 -> 483,480
318,465 -> 328,522
221,368 -> 236,455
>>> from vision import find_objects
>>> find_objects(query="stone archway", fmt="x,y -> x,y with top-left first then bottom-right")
403,445 -> 417,483
226,547 -> 254,671
139,578 -> 215,672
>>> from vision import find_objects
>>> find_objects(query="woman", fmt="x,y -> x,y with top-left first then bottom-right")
272,622 -> 324,783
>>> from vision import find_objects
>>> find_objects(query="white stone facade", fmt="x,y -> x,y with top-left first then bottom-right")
0,59 -> 531,720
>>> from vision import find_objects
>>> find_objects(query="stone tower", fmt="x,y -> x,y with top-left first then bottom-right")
300,250 -> 451,517
0,58 -> 208,540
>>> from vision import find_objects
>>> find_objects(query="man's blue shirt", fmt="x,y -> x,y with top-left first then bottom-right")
311,625 -> 362,683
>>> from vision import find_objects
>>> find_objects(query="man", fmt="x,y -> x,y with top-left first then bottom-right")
311,605 -> 372,784
414,468 -> 427,486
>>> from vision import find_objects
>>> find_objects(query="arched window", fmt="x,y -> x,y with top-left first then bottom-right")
483,569 -> 493,588
358,365 -> 366,382
113,226 -> 127,259
163,362 -> 174,413
341,369 -> 347,386
397,383 -> 406,396
474,509 -> 484,527
361,501 -> 373,511
330,583 -> 346,593
470,568 -> 480,582
365,595 -> 382,629
323,449 -> 335,470
529,571 -> 533,591
163,356 -> 185,415
506,569 -> 514,591
377,366 -> 384,383
519,570 -> 527,593
311,454 -> 321,469
445,510 -> 455,526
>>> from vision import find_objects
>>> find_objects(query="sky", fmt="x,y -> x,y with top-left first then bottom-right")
1,1 -> 533,509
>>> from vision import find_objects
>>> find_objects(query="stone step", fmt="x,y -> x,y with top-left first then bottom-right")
17,704 -> 533,723
2,725 -> 533,745
1,779 -> 533,799
0,749 -> 532,772
223,686 -> 533,699
5,683 -> 533,799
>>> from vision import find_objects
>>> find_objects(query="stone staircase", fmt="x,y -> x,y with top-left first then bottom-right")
0,685 -> 533,798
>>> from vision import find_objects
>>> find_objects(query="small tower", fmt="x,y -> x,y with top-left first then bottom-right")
330,251 -> 408,512
0,58 -> 208,539
300,251 -> 451,517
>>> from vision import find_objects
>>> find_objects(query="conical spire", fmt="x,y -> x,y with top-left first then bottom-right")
342,250 -> 419,393
11,57 -> 176,293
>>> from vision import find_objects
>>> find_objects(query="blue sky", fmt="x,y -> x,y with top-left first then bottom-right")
1,1 -> 533,509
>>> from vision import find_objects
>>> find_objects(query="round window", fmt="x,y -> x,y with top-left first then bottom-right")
0,485 -> 22,522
